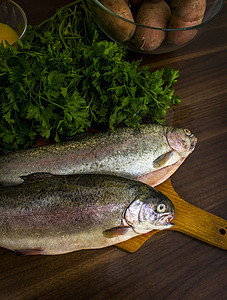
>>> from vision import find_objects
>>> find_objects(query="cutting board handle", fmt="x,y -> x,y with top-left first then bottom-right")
158,180 -> 227,250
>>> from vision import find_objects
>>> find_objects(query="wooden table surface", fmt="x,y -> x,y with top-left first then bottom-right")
1,1 -> 226,299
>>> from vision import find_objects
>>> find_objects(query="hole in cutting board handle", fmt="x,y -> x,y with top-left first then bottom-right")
219,228 -> 226,235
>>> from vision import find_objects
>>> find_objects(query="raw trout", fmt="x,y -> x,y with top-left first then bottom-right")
0,173 -> 175,255
0,124 -> 197,186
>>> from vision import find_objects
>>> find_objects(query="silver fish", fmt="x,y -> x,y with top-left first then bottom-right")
0,124 -> 197,186
0,173 -> 175,255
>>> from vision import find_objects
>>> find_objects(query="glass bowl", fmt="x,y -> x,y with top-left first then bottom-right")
0,0 -> 27,46
86,0 -> 224,54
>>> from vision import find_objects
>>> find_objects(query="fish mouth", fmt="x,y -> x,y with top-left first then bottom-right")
189,136 -> 197,152
155,213 -> 175,227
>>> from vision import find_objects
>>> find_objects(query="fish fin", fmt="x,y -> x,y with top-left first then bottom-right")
103,227 -> 130,238
137,158 -> 185,187
21,172 -> 53,183
14,248 -> 45,256
153,151 -> 174,168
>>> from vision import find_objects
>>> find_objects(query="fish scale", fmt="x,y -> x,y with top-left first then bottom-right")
0,124 -> 197,186
0,174 -> 175,255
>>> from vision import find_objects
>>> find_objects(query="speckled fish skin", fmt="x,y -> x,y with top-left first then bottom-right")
0,174 -> 175,255
0,124 -> 197,186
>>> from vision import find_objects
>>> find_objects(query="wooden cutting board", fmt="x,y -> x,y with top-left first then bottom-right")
116,178 -> 227,252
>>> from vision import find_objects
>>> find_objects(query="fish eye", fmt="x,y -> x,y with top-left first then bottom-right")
184,129 -> 191,136
157,203 -> 166,213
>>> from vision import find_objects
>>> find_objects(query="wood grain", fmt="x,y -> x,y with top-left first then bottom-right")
0,1 -> 226,299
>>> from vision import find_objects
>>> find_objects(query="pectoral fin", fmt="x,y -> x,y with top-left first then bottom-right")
14,248 -> 45,256
153,150 -> 182,169
153,151 -> 174,168
103,227 -> 130,238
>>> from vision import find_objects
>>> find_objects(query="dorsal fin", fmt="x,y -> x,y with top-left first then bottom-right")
20,172 -> 53,183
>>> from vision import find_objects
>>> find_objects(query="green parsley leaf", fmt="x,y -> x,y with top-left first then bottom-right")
0,0 -> 180,153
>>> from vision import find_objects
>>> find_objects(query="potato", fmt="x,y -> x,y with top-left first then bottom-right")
96,0 -> 136,43
133,0 -> 171,51
168,0 -> 206,45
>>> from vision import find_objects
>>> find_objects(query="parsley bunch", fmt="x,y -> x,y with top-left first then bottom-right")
0,0 -> 180,152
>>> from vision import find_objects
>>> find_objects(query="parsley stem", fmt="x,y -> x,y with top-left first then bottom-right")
136,81 -> 159,104
32,92 -> 64,110
42,98 -> 64,110
59,20 -> 69,50
39,1 -> 81,28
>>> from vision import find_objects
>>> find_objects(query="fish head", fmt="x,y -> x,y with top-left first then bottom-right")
124,188 -> 175,234
137,126 -> 197,187
166,127 -> 197,158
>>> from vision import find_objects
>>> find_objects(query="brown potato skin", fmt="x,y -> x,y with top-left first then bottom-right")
168,0 -> 206,44
97,0 -> 136,43
133,0 -> 171,51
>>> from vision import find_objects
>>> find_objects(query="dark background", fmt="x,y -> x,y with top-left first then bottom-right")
0,1 -> 227,299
